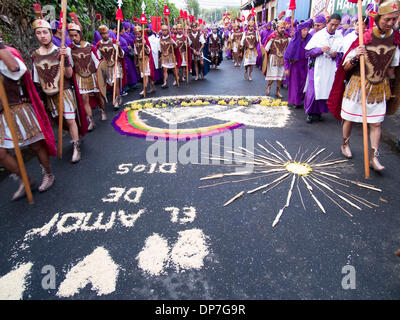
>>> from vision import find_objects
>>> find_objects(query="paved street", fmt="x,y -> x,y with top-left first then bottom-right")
0,57 -> 399,300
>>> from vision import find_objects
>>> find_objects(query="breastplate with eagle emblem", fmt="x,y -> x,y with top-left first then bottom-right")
354,32 -> 396,84
269,36 -> 289,58
32,48 -> 71,96
233,32 -> 242,44
98,41 -> 116,67
71,44 -> 96,78
160,37 -> 173,57
244,32 -> 256,50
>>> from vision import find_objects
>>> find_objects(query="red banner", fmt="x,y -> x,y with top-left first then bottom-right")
151,16 -> 162,32
116,8 -> 124,21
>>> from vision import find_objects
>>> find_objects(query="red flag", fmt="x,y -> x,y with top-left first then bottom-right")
199,18 -> 202,25
180,10 -> 184,18
164,5 -> 170,16
289,0 -> 296,10
278,11 -> 286,19
347,0 -> 358,3
151,16 -> 162,32
59,11 -> 64,29
116,8 -> 124,21
184,11 -> 188,20
140,13 -> 148,25
251,8 -> 256,16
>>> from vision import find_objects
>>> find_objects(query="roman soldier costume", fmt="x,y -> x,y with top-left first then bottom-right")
32,19 -> 88,163
328,0 -> 400,171
67,24 -> 100,95
241,26 -> 259,67
0,43 -> 56,199
231,25 -> 243,66
208,27 -> 222,69
96,25 -> 125,96
265,20 -> 290,97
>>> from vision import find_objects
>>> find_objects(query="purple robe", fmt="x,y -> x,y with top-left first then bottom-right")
119,34 -> 139,86
284,40 -> 308,106
52,35 -> 72,47
224,29 -> 233,58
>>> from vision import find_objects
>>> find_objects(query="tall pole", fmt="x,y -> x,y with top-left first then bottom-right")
141,1 -> 146,98
113,1 -> 123,106
58,0 -> 68,159
357,0 -> 370,179
164,6 -> 179,88
0,76 -> 34,204
184,16 -> 189,84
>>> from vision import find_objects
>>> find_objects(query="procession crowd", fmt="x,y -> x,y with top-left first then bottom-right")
0,0 -> 399,200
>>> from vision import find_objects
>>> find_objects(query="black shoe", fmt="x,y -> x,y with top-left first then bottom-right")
306,115 -> 313,123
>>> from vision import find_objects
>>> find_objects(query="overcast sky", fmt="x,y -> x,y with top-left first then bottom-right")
171,0 -> 242,10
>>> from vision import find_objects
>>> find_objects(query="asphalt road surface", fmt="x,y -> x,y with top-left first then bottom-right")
0,57 -> 399,300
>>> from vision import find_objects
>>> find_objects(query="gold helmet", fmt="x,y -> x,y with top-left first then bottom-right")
32,19 -> 52,30
67,23 -> 81,32
98,25 -> 109,33
161,25 -> 169,31
378,0 -> 400,15
134,26 -> 142,33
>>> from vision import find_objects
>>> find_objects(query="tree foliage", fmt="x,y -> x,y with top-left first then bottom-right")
0,0 -> 179,65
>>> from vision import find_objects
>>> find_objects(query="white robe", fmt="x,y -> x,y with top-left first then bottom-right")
305,28 -> 343,100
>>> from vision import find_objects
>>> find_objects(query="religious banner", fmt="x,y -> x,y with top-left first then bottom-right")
333,0 -> 375,16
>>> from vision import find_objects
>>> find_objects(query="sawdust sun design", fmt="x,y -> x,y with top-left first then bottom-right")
199,140 -> 382,227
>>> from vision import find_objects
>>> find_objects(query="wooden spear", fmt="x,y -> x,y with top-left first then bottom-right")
165,16 -> 179,87
113,1 -> 124,105
184,14 -> 189,84
141,1 -> 147,98
0,75 -> 34,204
58,0 -> 68,159
357,0 -> 370,179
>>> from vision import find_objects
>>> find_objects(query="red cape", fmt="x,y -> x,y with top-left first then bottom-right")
327,28 -> 400,120
65,43 -> 91,136
172,34 -> 192,71
6,47 -> 57,157
134,34 -> 156,81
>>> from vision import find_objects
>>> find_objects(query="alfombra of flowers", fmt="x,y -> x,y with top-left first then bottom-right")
112,95 -> 289,141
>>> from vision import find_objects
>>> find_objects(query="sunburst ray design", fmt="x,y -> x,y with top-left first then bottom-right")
198,140 -> 382,227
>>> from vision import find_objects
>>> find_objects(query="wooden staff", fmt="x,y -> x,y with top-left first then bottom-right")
291,11 -> 294,35
165,16 -> 179,87
58,0 -> 68,159
184,18 -> 189,84
142,26 -> 146,98
357,0 -> 370,179
113,19 -> 121,105
0,76 -> 34,204
253,13 -> 264,54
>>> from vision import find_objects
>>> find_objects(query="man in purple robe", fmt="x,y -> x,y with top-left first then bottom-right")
50,20 -> 72,47
118,24 -> 139,93
284,20 -> 313,108
309,14 -> 326,36
225,24 -> 233,59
